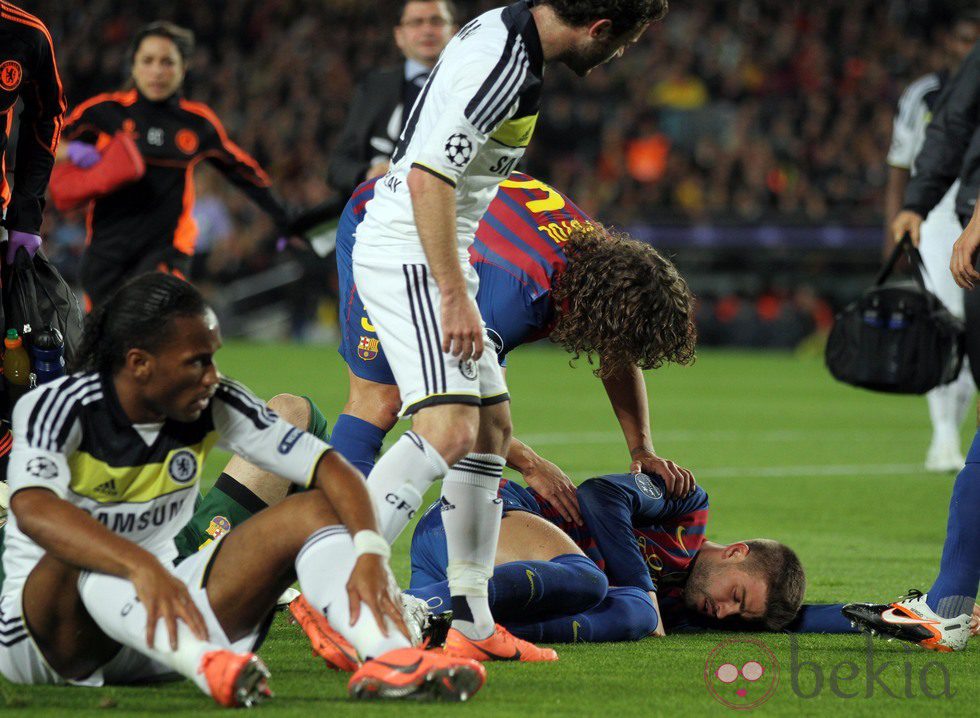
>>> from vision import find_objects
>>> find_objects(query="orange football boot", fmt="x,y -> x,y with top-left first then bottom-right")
349,647 -> 486,701
198,650 -> 272,708
288,594 -> 360,671
443,624 -> 558,662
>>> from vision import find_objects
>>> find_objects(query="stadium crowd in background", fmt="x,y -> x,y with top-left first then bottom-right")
6,0 -> 972,347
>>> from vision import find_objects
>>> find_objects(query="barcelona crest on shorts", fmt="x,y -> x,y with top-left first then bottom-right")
358,336 -> 379,361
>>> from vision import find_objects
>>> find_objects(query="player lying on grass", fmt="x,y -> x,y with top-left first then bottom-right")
289,470 -> 895,669
843,421 -> 980,652
331,172 -> 698,532
0,274 -> 486,705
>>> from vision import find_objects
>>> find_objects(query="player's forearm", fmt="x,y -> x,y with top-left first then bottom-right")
312,450 -> 381,537
884,167 -> 909,228
601,362 -> 653,454
505,436 -> 538,473
11,488 -> 162,580
408,168 -> 467,296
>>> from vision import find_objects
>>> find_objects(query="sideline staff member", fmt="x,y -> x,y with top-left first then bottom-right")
0,0 -> 65,263
326,0 -> 456,197
60,21 -> 291,309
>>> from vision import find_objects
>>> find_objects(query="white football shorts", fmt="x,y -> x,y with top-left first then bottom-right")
351,253 -> 509,416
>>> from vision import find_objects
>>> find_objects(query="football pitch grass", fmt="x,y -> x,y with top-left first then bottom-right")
2,343 -> 978,716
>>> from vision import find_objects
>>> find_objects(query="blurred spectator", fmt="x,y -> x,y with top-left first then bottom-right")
326,0 -> 457,197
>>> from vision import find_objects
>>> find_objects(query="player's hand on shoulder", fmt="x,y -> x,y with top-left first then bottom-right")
630,449 -> 696,498
522,454 -> 582,525
346,554 -> 411,642
129,557 -> 209,650
441,289 -> 484,361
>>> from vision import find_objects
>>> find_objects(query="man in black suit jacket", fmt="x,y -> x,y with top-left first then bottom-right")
327,0 -> 456,197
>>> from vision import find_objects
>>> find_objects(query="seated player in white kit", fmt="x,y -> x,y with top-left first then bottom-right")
0,274 -> 485,705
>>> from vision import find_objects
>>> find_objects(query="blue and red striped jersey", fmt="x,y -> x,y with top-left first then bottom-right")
349,172 -> 595,359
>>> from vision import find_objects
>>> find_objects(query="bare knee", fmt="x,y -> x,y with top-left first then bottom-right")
268,393 -> 310,430
343,375 -> 401,431
414,406 -> 479,464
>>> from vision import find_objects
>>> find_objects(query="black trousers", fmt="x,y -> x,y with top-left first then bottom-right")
957,214 -> 980,386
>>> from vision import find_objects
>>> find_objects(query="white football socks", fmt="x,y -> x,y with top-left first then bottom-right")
441,453 -> 505,640
366,431 -> 448,543
295,526 -> 410,660
78,571 -> 217,695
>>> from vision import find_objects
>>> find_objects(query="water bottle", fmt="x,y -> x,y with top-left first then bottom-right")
3,329 -> 32,404
30,326 -> 65,385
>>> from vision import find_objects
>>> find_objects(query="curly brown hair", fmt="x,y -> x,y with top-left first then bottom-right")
541,0 -> 669,33
550,226 -> 696,378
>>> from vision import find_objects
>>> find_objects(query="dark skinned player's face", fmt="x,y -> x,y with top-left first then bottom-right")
141,311 -> 222,423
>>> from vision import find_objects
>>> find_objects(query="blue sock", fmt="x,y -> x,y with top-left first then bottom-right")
329,414 -> 386,477
926,434 -> 980,618
792,604 -> 859,633
406,554 -> 608,623
509,586 -> 658,643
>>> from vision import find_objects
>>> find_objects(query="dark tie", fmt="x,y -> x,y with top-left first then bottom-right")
402,72 -> 429,123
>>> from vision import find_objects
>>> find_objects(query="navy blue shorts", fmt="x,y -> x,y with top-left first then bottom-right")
336,202 -> 396,386
409,480 -> 543,588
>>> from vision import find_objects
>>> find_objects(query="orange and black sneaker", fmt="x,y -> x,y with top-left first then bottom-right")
842,589 -> 971,652
199,650 -> 272,708
443,624 -> 558,662
348,647 -> 486,701
288,594 -> 360,672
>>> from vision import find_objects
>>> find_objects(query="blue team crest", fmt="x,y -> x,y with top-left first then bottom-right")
634,473 -> 663,500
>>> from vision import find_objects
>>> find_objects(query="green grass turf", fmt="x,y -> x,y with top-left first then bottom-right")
2,344 -> 978,716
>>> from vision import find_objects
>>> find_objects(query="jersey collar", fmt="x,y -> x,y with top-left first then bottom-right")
506,0 -> 544,76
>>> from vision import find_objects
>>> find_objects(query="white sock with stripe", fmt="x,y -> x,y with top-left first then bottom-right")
365,431 -> 448,544
295,526 -> 410,659
441,453 -> 505,640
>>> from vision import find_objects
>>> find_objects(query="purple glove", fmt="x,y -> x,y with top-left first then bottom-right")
6,231 -> 41,264
67,141 -> 101,168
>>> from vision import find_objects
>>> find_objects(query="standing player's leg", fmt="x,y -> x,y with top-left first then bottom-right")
919,208 -> 975,471
843,425 -> 980,651
331,201 -> 401,477
329,372 -> 400,477
408,506 -> 607,624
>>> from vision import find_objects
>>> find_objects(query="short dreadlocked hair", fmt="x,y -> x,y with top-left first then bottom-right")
539,0 -> 669,34
550,226 -> 696,378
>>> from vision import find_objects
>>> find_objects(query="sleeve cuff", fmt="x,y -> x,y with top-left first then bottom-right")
410,162 -> 457,188
305,446 -> 334,489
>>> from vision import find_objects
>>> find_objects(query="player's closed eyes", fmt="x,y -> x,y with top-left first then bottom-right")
715,661 -> 765,684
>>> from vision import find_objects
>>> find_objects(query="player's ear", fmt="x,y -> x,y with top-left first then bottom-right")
722,542 -> 750,562
587,18 -> 614,40
126,347 -> 154,382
